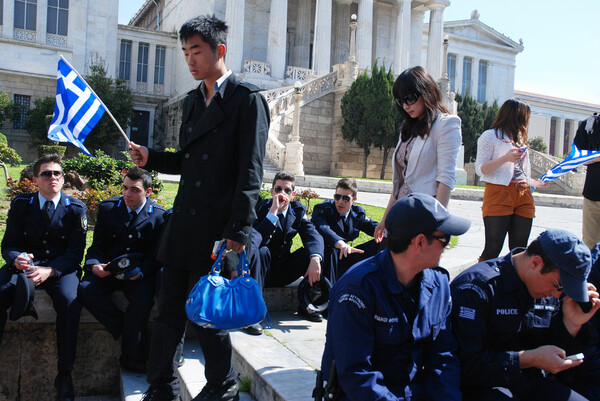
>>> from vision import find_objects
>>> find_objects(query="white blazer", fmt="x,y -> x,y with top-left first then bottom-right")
475,129 -> 532,186
392,114 -> 462,198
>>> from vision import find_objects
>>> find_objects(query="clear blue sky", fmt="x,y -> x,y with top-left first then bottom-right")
119,0 -> 600,105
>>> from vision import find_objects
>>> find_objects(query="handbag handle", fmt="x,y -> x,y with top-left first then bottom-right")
210,242 -> 250,277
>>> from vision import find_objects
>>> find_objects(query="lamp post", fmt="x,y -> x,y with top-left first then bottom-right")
343,14 -> 359,86
442,34 -> 449,79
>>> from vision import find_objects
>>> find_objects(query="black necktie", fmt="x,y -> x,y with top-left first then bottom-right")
129,210 -> 137,226
342,215 -> 349,234
43,200 -> 54,225
278,213 -> 285,229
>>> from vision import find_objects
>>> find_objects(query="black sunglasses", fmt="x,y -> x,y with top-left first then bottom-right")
394,93 -> 420,107
274,186 -> 293,195
333,193 -> 352,202
427,233 -> 452,247
39,170 -> 63,179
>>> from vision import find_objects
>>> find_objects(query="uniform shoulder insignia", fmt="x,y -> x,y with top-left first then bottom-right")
68,197 -> 86,208
101,196 -> 121,204
13,193 -> 35,203
152,202 -> 167,212
239,81 -> 260,93
337,292 -> 367,310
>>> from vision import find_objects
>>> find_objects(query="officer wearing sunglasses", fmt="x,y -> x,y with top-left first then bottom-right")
311,178 -> 380,283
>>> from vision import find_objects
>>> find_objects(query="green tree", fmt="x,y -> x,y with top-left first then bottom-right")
456,93 -> 499,163
0,90 -> 25,125
529,136 -> 548,153
0,133 -> 22,182
25,96 -> 56,140
341,72 -> 371,178
83,61 -> 133,152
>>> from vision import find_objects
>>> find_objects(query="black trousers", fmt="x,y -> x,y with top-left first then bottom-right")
463,375 -> 589,401
78,273 -> 155,361
0,267 -> 81,372
146,266 -> 235,397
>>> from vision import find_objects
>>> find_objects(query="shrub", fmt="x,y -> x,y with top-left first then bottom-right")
39,145 -> 67,157
294,188 -> 320,216
529,137 -> 548,153
6,177 -> 37,198
75,185 -> 122,224
62,150 -> 132,190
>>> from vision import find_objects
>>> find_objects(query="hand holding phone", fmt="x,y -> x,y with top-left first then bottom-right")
564,353 -> 584,361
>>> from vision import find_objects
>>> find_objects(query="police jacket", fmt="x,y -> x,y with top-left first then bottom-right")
85,197 -> 167,279
311,200 -> 378,246
450,250 -> 588,390
144,73 -> 269,270
321,250 -> 461,401
1,191 -> 87,277
254,199 -> 324,260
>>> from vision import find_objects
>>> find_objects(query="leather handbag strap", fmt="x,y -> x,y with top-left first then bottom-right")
210,243 -> 228,275
210,243 -> 250,277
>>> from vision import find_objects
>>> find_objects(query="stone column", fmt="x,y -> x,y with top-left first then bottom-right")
332,0 -> 352,65
356,0 -> 373,70
313,0 -> 333,75
471,57 -> 479,101
131,41 -> 139,89
410,10 -> 425,67
285,83 -> 305,176
425,3 -> 446,79
568,119 -> 578,150
455,55 -> 463,95
148,44 -> 156,89
267,0 -> 288,80
225,0 -> 245,73
37,1 -> 47,44
555,117 -> 566,156
393,0 -> 411,75
292,0 -> 311,69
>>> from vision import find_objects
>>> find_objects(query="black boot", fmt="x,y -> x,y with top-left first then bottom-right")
54,371 -> 74,401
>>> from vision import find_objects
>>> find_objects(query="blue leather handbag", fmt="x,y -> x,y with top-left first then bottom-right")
185,243 -> 267,330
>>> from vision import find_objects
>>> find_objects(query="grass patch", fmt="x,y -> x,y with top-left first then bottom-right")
456,184 -> 484,189
239,377 -> 252,393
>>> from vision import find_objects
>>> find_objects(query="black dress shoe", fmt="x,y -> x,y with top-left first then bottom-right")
120,354 -> 147,373
242,323 -> 263,336
193,380 -> 239,401
140,384 -> 179,401
297,306 -> 323,322
54,371 -> 74,401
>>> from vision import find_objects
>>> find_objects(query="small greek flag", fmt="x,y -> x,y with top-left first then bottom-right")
540,144 -> 600,182
47,57 -> 106,156
458,306 -> 476,321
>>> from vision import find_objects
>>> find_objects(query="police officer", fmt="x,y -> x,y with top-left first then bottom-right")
320,193 -> 470,400
450,229 -> 600,401
311,178 -> 379,283
252,171 -> 324,324
78,167 -> 166,373
0,154 -> 87,401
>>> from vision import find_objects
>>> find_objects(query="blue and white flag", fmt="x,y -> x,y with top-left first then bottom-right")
540,143 -> 600,182
47,58 -> 106,156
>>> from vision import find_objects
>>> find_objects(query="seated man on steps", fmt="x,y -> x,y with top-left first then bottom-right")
311,178 -> 380,283
249,171 -> 324,332
78,166 -> 167,373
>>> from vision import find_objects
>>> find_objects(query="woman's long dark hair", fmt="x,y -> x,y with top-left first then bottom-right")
491,99 -> 531,145
393,66 -> 449,142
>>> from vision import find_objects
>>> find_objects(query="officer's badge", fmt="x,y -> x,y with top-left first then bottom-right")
81,216 -> 88,230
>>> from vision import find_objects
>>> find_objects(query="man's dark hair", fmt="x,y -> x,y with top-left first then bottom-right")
273,171 -> 296,190
179,14 -> 228,50
526,238 -> 558,274
33,154 -> 62,176
125,166 -> 152,190
388,233 -> 435,254
336,178 -> 358,198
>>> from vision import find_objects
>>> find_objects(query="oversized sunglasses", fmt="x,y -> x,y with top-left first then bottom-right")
394,93 -> 420,107
39,170 -> 63,179
274,186 -> 293,195
333,194 -> 352,202
427,233 -> 452,247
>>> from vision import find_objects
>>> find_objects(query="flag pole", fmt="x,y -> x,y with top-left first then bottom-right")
59,55 -> 130,145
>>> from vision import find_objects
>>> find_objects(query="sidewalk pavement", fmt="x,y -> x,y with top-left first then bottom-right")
151,173 -> 584,401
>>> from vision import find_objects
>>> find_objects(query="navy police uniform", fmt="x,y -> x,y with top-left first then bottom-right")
252,199 -> 324,288
142,73 -> 269,396
450,250 -> 589,401
78,196 -> 166,362
311,200 -> 379,282
321,250 -> 461,401
0,192 -> 86,372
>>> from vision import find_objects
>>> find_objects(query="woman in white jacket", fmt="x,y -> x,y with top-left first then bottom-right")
475,99 -> 547,261
374,66 -> 462,242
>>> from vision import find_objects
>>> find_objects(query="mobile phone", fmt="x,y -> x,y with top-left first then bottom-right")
564,353 -> 584,361
519,146 -> 527,159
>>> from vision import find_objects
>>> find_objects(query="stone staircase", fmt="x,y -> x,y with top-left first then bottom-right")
529,148 -> 586,195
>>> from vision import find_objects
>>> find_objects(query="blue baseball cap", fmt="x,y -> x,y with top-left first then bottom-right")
386,193 -> 471,238
538,229 -> 591,302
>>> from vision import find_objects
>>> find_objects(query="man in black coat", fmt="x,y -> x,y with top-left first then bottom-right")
311,178 -> 379,283
0,154 -> 87,401
78,167 -> 167,373
129,15 -> 269,401
252,171 -> 324,323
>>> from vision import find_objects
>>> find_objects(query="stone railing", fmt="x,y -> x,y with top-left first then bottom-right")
243,58 -> 271,77
13,28 -> 36,42
46,33 -> 67,47
285,66 -> 315,82
260,71 -> 338,169
529,149 -> 586,195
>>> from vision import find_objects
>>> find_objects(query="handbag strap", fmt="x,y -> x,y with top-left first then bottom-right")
237,249 -> 250,276
210,242 -> 228,275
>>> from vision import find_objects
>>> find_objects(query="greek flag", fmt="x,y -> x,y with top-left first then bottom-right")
540,144 -> 600,182
47,58 -> 106,156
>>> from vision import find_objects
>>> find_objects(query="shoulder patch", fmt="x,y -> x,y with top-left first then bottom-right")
338,293 -> 367,310
458,306 -> 476,321
456,282 -> 488,301
81,215 -> 88,230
